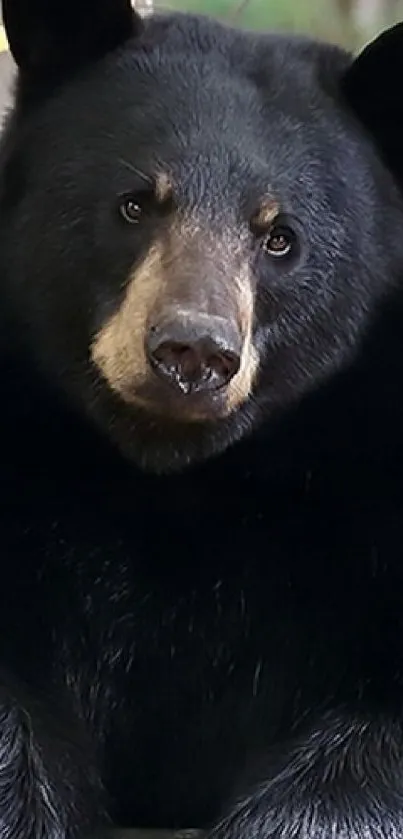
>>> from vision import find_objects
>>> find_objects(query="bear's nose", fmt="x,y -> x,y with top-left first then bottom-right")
146,313 -> 241,394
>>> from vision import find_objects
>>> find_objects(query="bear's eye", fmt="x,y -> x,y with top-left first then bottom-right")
119,195 -> 144,224
264,225 -> 295,258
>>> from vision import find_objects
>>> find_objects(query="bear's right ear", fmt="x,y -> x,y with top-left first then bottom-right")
2,0 -> 143,83
341,22 -> 403,175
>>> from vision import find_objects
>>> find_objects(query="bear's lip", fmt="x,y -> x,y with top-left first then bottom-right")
116,376 -> 236,424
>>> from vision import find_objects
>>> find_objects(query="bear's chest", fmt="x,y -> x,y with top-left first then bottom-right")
2,377 -> 403,828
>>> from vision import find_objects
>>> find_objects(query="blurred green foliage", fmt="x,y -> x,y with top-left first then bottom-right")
164,0 -> 403,49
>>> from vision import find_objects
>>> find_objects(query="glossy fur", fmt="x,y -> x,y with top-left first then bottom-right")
1,2 -> 403,837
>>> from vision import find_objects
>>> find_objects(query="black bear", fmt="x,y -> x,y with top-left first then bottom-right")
1,0 -> 403,836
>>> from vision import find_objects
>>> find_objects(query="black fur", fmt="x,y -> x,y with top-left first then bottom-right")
2,0 -> 140,93
0,3 -> 403,838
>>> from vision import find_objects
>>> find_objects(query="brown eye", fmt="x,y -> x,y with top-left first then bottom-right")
119,196 -> 143,224
264,226 -> 294,258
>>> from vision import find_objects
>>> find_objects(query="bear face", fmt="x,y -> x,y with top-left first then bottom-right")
2,5 -> 403,474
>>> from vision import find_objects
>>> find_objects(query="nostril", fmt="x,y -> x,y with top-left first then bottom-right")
147,332 -> 241,394
210,349 -> 240,383
151,342 -> 200,381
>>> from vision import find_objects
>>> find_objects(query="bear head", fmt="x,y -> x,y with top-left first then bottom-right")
1,0 -> 403,472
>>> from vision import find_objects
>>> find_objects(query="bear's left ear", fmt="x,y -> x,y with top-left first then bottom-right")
2,0 -> 143,84
341,22 -> 403,173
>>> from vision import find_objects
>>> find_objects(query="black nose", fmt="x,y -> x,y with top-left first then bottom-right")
146,313 -> 242,394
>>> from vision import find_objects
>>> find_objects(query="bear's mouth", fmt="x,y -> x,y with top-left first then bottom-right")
86,364 -> 259,475
113,377 -> 238,424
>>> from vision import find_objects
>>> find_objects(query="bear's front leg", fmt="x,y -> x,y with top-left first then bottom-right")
0,679 -> 106,839
209,712 -> 403,839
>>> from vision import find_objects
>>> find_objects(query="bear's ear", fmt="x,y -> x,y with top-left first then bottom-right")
341,22 -> 403,174
2,0 -> 142,82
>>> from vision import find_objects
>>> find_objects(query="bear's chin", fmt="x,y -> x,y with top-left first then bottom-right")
87,391 -> 257,476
